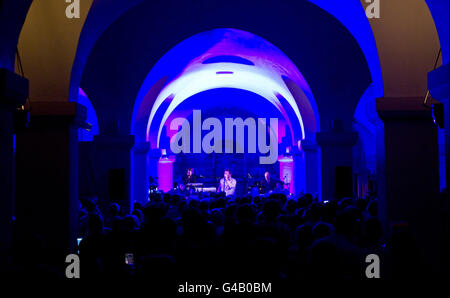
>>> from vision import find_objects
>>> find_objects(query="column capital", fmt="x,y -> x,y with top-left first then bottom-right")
428,63 -> 449,103
0,68 -> 28,108
376,97 -> 434,121
28,101 -> 88,129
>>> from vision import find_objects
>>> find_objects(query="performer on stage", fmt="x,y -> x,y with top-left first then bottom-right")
218,169 -> 237,196
183,168 -> 197,184
260,171 -> 276,194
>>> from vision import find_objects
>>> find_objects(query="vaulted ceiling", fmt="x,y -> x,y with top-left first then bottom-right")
3,0 -> 444,135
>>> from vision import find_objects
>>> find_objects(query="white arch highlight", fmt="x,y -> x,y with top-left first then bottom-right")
146,62 -> 306,147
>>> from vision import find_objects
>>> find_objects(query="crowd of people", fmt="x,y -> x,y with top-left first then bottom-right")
76,189 -> 425,282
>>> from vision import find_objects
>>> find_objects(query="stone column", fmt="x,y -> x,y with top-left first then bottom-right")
132,142 -> 150,206
292,146 -> 306,195
316,129 -> 358,201
0,69 -> 28,265
92,134 -> 135,213
428,63 -> 449,190
376,97 -> 441,272
15,101 -> 86,267
301,139 -> 320,196
148,148 -> 161,189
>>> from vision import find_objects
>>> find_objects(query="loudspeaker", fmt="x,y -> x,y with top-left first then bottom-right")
108,168 -> 126,200
335,166 -> 353,199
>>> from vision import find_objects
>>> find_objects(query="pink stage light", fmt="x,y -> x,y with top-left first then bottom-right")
157,154 -> 175,192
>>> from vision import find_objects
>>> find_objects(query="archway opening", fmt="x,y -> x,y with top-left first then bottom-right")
131,28 -> 320,203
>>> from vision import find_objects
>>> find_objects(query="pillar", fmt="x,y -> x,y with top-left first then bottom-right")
0,69 -> 28,265
279,155 -> 294,194
281,145 -> 308,196
428,63 -> 449,190
316,129 -> 357,201
157,154 -> 175,193
15,101 -> 86,267
92,134 -> 134,213
292,146 -> 306,195
148,148 -> 161,190
377,97 -> 441,272
301,139 -> 320,195
132,142 -> 150,205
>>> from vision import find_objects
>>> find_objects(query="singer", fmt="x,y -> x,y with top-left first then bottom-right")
218,169 -> 237,196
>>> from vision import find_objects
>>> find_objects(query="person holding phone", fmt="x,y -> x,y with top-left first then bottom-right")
218,169 -> 237,196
